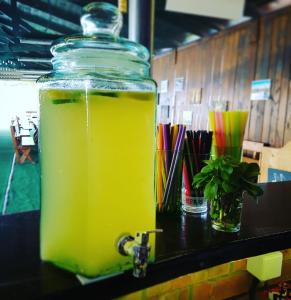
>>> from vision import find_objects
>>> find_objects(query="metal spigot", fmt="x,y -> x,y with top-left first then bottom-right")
118,229 -> 163,278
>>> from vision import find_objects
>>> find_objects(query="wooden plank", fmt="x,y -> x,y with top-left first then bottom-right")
152,51 -> 176,101
248,16 -> 272,142
213,35 -> 225,103
187,43 -> 203,130
196,40 -> 210,130
152,51 -> 176,119
168,51 -> 177,105
206,35 -> 223,109
244,22 -> 258,140
260,16 -> 277,143
220,31 -> 233,106
268,14 -> 289,147
233,28 -> 248,110
200,39 -> 213,127
203,35 -> 225,129
174,47 -> 190,123
243,140 -> 264,153
278,11 -> 291,146
261,15 -> 285,145
283,79 -> 291,143
227,30 -> 240,110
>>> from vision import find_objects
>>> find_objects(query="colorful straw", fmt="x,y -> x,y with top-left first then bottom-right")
156,123 -> 185,213
162,125 -> 186,211
208,110 -> 249,162
182,130 -> 213,197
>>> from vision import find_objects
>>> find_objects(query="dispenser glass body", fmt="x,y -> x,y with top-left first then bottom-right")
39,85 -> 156,277
38,2 -> 157,278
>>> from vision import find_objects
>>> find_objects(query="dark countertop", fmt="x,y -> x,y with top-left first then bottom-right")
0,181 -> 291,299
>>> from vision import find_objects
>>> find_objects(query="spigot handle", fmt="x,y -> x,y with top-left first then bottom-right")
144,229 -> 164,234
136,229 -> 163,246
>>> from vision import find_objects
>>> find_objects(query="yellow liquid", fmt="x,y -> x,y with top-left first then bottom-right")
39,89 -> 156,277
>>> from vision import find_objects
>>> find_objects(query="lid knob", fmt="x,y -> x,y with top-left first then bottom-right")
80,2 -> 122,37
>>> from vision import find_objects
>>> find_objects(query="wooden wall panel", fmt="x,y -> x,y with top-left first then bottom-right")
197,40 -> 211,130
185,43 -> 203,129
199,40 -> 213,129
152,6 -> 291,147
268,14 -> 288,146
210,35 -> 224,103
174,45 -> 190,122
283,12 -> 291,143
234,25 -> 256,109
284,80 -> 291,143
248,9 -> 291,147
248,17 -> 272,143
261,14 -> 285,144
151,51 -> 176,106
223,31 -> 240,110
165,22 -> 257,131
240,23 -> 258,138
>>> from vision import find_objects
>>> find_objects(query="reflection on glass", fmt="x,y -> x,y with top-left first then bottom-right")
0,80 -> 40,214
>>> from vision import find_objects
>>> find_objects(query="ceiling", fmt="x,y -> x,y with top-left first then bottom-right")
0,0 -> 277,79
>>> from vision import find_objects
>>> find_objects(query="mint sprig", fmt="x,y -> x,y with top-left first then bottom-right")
193,156 -> 263,201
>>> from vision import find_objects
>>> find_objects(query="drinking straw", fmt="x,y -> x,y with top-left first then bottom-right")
163,124 -> 171,176
161,155 -> 167,191
172,145 -> 184,210
182,129 -> 213,200
233,111 -> 241,146
240,111 -> 249,144
201,131 -> 208,160
184,133 -> 194,183
163,125 -> 186,211
213,112 -> 221,156
171,124 -> 179,151
215,111 -> 226,156
222,111 -> 231,152
228,111 -> 240,160
208,111 -> 216,154
234,110 -> 248,161
158,124 -> 164,151
208,112 -> 216,136
208,109 -> 248,161
156,127 -> 161,209
182,156 -> 192,196
206,131 -> 213,156
166,124 -> 179,212
157,124 -> 164,209
186,131 -> 194,168
193,131 -> 200,173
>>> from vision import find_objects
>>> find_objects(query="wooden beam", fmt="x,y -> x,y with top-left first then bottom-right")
158,11 -> 217,37
16,2 -> 80,33
18,0 -> 81,26
1,1 -> 76,35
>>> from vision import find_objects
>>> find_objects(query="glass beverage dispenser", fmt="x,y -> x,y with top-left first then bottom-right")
38,3 -> 157,278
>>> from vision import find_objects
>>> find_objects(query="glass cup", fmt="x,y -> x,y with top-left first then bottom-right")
181,153 -> 211,214
210,192 -> 243,232
211,145 -> 243,163
181,191 -> 208,214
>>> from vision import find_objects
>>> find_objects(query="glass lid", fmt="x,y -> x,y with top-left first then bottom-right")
51,2 -> 149,62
